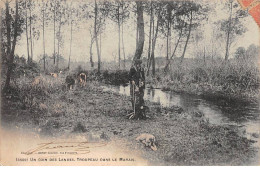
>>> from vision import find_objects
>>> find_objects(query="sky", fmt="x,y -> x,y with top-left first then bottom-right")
9,0 -> 260,63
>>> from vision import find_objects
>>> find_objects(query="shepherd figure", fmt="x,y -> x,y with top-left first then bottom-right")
128,59 -> 146,119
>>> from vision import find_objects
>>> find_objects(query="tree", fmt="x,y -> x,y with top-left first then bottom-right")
94,0 -> 101,73
25,0 -> 30,62
81,0 -> 109,71
19,0 -> 35,63
4,0 -> 20,91
246,44 -> 259,61
29,0 -> 33,61
179,1 -> 208,63
121,0 -> 129,69
209,25 -> 223,61
217,0 -> 248,61
80,1 -> 93,68
133,1 -> 144,62
235,46 -> 246,59
81,0 -> 107,70
146,1 -> 164,76
107,0 -> 130,69
117,2 -> 121,69
49,0 -> 57,64
146,0 -> 153,73
41,0 -> 46,70
68,3 -> 73,70
166,3 -> 173,61
56,0 -> 67,69
89,27 -> 95,68
92,0 -> 110,72
235,44 -> 259,61
164,14 -> 186,71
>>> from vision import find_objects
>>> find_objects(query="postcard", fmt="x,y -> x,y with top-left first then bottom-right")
1,0 -> 259,166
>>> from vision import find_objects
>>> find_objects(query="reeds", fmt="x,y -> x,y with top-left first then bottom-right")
156,58 -> 259,100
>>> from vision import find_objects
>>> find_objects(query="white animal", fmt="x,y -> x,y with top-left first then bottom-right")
136,133 -> 157,151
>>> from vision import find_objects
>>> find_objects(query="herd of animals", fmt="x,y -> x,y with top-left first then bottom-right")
31,71 -> 87,90
65,72 -> 87,89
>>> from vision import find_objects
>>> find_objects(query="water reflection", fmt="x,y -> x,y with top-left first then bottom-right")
101,85 -> 260,139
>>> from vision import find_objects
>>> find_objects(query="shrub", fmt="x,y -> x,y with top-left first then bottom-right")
87,69 -> 129,85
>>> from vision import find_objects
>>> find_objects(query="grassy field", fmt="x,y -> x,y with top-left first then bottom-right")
1,73 -> 258,165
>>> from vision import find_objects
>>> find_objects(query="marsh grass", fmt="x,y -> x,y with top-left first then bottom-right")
148,58 -> 259,101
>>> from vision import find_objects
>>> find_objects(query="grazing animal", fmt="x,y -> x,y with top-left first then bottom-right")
65,75 -> 76,90
78,72 -> 87,87
50,73 -> 58,78
136,133 -> 157,151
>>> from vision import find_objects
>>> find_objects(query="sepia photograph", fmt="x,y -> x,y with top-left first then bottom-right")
0,0 -> 260,166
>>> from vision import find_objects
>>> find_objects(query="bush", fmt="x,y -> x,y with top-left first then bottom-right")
100,70 -> 129,85
87,69 -> 129,85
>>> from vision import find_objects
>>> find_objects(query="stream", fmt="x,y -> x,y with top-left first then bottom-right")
101,84 -> 260,143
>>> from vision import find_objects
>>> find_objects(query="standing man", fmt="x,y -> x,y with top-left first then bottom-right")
129,59 -> 145,119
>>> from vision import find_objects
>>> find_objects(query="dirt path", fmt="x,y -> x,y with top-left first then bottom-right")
1,78 -> 258,165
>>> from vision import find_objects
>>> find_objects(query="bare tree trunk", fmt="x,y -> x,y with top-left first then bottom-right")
166,31 -> 169,61
166,4 -> 172,62
100,31 -> 102,63
225,1 -> 233,61
169,19 -> 171,60
89,29 -> 94,68
203,46 -> 206,64
151,17 -> 160,77
166,20 -> 169,61
147,9 -> 155,76
211,39 -> 214,62
4,0 -> 19,90
94,0 -> 101,73
121,2 -> 126,69
4,0 -> 12,90
42,1 -> 46,71
180,10 -> 192,63
90,38 -> 94,68
122,19 -> 126,69
57,12 -> 61,69
152,51 -> 155,76
164,22 -> 184,71
29,0 -> 33,61
136,18 -> 138,51
32,31 -> 35,57
68,19 -> 72,70
25,0 -> 30,63
146,0 -> 153,74
5,0 -> 11,62
118,3 -> 121,69
133,1 -> 144,62
53,0 -> 56,64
